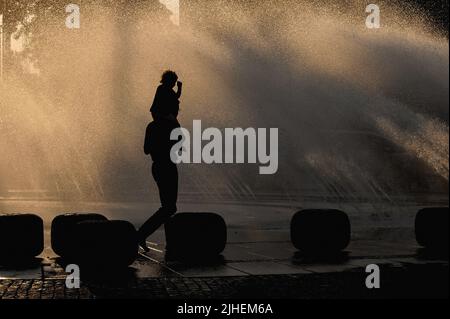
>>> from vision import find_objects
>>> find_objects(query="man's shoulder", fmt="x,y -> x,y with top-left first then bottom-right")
147,120 -> 179,131
156,84 -> 170,93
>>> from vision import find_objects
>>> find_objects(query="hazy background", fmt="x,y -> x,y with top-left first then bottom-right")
0,0 -> 448,207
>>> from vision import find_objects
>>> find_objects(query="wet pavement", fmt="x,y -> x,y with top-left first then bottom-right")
0,232 -> 448,299
0,200 -> 448,299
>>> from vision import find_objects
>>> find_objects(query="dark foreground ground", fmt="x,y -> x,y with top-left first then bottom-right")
0,239 -> 448,299
0,259 -> 448,299
0,199 -> 448,299
1,265 -> 449,299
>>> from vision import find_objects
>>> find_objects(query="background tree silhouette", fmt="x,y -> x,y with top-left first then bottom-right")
0,0 -> 171,79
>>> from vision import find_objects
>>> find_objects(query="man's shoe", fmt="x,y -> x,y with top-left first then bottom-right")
139,240 -> 150,253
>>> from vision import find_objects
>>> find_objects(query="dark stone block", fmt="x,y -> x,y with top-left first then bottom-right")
165,213 -> 227,258
73,220 -> 138,268
415,207 -> 449,251
51,213 -> 108,258
290,209 -> 351,253
0,214 -> 44,261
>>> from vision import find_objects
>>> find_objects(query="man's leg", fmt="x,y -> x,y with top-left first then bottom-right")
138,207 -> 176,243
138,162 -> 178,250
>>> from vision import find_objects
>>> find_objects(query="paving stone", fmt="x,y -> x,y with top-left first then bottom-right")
227,261 -> 311,275
393,257 -> 447,265
303,263 -> 360,274
233,242 -> 298,260
166,263 -> 248,278
222,244 -> 273,262
348,258 -> 404,268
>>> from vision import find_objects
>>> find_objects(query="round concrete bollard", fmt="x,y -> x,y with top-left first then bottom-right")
415,207 -> 449,251
291,209 -> 351,253
73,220 -> 139,268
165,213 -> 227,258
51,213 -> 108,258
0,214 -> 44,261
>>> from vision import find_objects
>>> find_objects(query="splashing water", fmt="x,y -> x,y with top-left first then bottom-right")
0,0 -> 448,203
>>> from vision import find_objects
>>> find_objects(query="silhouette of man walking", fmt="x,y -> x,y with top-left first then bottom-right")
138,71 -> 182,252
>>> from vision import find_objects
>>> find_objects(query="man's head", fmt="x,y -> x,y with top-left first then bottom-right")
161,70 -> 178,88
